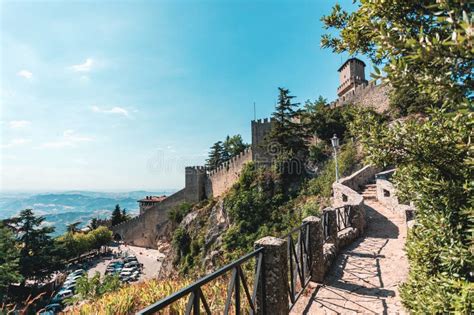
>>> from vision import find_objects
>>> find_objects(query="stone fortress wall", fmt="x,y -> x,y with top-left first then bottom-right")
330,80 -> 391,113
205,147 -> 253,198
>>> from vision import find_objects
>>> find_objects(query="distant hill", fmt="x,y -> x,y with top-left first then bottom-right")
0,190 -> 176,236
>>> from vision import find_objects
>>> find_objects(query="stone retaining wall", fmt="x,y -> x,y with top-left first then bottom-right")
375,169 -> 415,222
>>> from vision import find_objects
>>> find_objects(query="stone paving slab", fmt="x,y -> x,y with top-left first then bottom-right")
291,199 -> 408,314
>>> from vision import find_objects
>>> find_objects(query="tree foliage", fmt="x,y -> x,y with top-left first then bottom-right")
56,226 -> 113,260
268,88 -> 307,159
322,0 -> 472,111
0,223 -> 21,301
223,135 -> 248,158
302,96 -> 353,144
5,209 -> 63,281
111,204 -> 128,226
322,0 -> 473,312
74,272 -> 121,301
168,202 -> 193,224
206,141 -> 225,169
206,135 -> 249,169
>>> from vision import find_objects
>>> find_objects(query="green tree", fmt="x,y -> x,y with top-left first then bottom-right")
322,0 -> 472,312
302,96 -> 352,144
75,272 -> 121,300
0,223 -> 21,301
321,0 -> 471,111
206,141 -> 225,169
66,221 -> 81,234
111,204 -> 123,226
223,135 -> 248,159
7,209 -> 62,281
88,217 -> 100,230
266,87 -> 308,179
121,209 -> 131,222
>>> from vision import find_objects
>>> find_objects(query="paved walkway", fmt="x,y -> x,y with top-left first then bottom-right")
291,190 -> 408,314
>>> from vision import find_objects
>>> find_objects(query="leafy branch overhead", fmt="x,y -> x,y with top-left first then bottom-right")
322,0 -> 472,109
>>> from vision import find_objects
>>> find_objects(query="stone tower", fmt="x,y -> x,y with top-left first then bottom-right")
337,57 -> 368,97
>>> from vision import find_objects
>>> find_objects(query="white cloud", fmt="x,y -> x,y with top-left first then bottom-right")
40,130 -> 94,148
1,138 -> 31,149
17,70 -> 33,79
91,105 -> 129,117
70,58 -> 94,72
9,120 -> 31,129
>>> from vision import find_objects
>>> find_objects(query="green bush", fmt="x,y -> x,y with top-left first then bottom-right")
168,202 -> 192,224
305,143 -> 358,198
172,227 -> 191,261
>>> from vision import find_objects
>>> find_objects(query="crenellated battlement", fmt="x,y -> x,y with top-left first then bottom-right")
251,117 -> 274,125
208,147 -> 252,177
329,80 -> 390,113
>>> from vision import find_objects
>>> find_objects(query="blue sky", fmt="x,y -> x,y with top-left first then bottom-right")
0,0 -> 366,191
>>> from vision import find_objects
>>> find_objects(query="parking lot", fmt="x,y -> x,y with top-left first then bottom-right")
39,244 -> 166,314
88,244 -> 165,280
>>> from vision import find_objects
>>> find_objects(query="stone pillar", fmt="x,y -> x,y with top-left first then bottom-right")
353,204 -> 366,235
323,208 -> 338,247
254,236 -> 289,315
303,216 -> 325,282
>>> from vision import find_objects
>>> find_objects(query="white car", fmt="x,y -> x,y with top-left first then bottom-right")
66,274 -> 83,281
124,261 -> 139,268
54,289 -> 73,301
121,267 -> 137,273
120,271 -> 132,277
63,280 -> 77,287
62,284 -> 76,292
70,269 -> 85,276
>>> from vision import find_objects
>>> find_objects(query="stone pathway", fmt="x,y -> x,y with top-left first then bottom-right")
291,186 -> 409,314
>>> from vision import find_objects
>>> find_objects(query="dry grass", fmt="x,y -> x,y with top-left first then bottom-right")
65,274 -> 253,315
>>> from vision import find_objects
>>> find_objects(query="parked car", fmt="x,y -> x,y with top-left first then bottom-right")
62,283 -> 76,292
69,269 -> 85,276
120,275 -> 131,283
124,261 -> 139,268
39,303 -> 62,315
130,271 -> 140,281
63,279 -> 78,287
51,289 -> 73,303
66,274 -> 82,282
121,267 -> 137,273
124,256 -> 137,262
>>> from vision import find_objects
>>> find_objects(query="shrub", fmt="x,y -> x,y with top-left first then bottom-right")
171,227 -> 191,261
304,142 -> 358,198
168,202 -> 192,224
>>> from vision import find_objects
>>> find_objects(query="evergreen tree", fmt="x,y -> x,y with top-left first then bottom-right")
266,87 -> 308,176
0,223 -> 21,301
66,221 -> 81,234
7,209 -> 62,281
111,204 -> 123,226
121,208 -> 131,221
88,217 -> 100,230
206,141 -> 225,169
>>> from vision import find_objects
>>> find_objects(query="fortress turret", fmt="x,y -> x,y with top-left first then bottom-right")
337,57 -> 368,97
